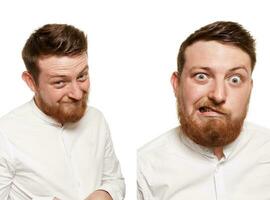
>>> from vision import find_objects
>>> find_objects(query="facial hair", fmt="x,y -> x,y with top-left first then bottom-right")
36,93 -> 88,125
177,96 -> 249,147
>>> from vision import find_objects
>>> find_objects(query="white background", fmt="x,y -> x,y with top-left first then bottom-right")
0,0 -> 270,199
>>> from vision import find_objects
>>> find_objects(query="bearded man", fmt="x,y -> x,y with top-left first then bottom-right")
137,21 -> 270,200
0,24 -> 125,200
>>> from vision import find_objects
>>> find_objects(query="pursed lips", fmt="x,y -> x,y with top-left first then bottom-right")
198,106 -> 226,117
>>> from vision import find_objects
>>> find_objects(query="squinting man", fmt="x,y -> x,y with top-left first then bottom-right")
0,24 -> 125,200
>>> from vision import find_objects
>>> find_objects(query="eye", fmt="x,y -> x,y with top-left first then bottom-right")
228,75 -> 241,85
194,73 -> 208,81
77,73 -> 88,81
53,81 -> 66,89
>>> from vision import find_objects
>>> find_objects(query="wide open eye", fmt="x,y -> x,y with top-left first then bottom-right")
228,75 -> 241,85
194,73 -> 208,81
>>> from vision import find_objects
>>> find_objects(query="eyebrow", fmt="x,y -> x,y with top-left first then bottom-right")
48,65 -> 89,79
228,66 -> 249,73
189,66 -> 249,73
189,66 -> 211,72
78,65 -> 89,75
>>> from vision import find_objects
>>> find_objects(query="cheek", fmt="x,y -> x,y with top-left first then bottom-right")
226,87 -> 251,118
180,81 -> 209,114
40,87 -> 66,105
81,80 -> 90,92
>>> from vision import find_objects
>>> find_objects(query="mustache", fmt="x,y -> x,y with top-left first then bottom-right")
60,93 -> 88,104
196,100 -> 230,115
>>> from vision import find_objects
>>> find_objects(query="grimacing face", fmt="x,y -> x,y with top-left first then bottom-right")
171,41 -> 253,147
22,53 -> 90,124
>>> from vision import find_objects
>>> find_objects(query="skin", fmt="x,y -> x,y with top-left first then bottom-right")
22,52 -> 90,124
23,53 -> 112,199
85,190 -> 113,200
53,190 -> 112,200
171,41 -> 253,159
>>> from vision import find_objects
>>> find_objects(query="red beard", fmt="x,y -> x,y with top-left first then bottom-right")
177,97 -> 247,147
37,93 -> 88,124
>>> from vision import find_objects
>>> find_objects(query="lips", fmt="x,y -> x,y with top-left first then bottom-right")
198,106 -> 225,115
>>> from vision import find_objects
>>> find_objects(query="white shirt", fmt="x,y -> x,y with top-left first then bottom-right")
0,100 -> 125,200
137,122 -> 270,200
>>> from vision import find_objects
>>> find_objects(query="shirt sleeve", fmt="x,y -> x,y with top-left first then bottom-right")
32,197 -> 55,200
96,123 -> 125,200
0,156 -> 14,200
137,152 -> 151,200
0,132 -> 56,200
0,131 -> 16,200
137,167 -> 145,200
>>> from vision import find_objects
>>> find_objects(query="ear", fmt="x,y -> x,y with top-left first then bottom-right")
22,71 -> 38,93
171,71 -> 180,97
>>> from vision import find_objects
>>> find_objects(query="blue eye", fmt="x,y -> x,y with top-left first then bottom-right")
229,75 -> 241,85
195,73 -> 208,81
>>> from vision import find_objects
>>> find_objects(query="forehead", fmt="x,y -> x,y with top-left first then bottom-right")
184,41 -> 252,73
37,53 -> 88,76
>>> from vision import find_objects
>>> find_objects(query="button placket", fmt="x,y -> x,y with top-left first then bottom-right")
214,160 -> 226,200
61,127 -> 84,199
60,127 -> 82,197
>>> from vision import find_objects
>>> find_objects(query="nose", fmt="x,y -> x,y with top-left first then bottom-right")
208,80 -> 226,105
68,82 -> 83,100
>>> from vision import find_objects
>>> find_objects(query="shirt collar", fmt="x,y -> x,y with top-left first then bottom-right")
29,99 -> 63,127
179,122 -> 251,161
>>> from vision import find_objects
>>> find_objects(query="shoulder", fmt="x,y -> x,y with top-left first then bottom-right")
85,106 -> 103,116
78,106 -> 111,137
241,122 -> 270,162
244,121 -> 270,141
83,106 -> 107,124
138,127 -> 180,161
236,122 -> 270,156
0,101 -> 31,125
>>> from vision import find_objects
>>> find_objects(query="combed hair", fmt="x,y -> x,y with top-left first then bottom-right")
177,21 -> 256,75
22,24 -> 87,82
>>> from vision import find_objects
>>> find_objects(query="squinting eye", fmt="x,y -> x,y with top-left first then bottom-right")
78,73 -> 88,81
229,75 -> 241,85
194,73 -> 208,81
54,81 -> 65,88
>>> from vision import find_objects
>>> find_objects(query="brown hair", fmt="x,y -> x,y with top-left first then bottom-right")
177,21 -> 256,75
22,24 -> 87,82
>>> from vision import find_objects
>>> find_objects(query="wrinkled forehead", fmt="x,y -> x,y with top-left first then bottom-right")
37,53 -> 88,76
183,41 -> 252,74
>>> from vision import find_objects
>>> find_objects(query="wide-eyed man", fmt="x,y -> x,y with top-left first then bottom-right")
138,21 -> 270,200
0,24 -> 125,200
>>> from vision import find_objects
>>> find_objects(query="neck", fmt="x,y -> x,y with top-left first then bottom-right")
213,147 -> 224,160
